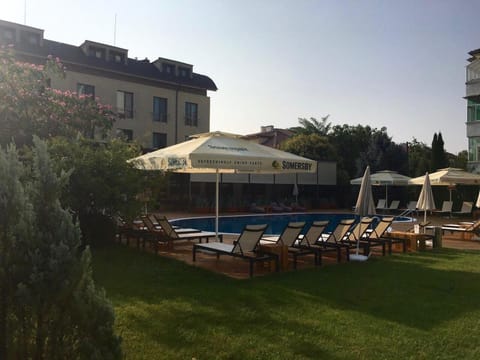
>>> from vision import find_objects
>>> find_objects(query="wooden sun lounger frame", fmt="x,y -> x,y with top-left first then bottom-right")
192,224 -> 279,278
144,216 -> 222,251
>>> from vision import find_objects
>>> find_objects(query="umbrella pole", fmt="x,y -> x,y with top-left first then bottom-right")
215,169 -> 219,240
385,185 -> 388,207
449,188 -> 453,218
356,217 -> 361,255
424,210 -> 427,233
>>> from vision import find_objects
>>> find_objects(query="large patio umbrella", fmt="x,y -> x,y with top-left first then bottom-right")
350,170 -> 411,205
129,131 -> 317,238
352,166 -> 376,261
409,167 -> 480,203
416,172 -> 436,225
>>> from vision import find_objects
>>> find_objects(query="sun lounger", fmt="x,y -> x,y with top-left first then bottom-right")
296,220 -> 342,265
297,221 -> 329,247
385,200 -> 400,213
146,216 -> 221,251
192,224 -> 279,278
361,216 -> 395,255
260,221 -> 317,269
270,202 -> 284,212
148,214 -> 199,234
113,215 -> 148,247
341,217 -> 374,255
427,219 -> 480,240
249,203 -> 266,213
398,201 -> 417,217
452,201 -> 473,217
376,199 -> 387,211
433,201 -> 453,216
278,202 -> 293,212
291,202 -> 307,211
317,219 -> 355,261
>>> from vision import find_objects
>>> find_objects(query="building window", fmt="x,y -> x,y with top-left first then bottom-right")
20,30 -> 40,46
109,51 -> 124,63
179,67 -> 190,78
77,83 -> 95,99
1,27 -> 15,42
116,128 -> 133,141
89,46 -> 105,60
152,132 -> 167,149
116,90 -> 134,118
468,100 -> 480,122
162,63 -> 175,74
153,97 -> 168,122
185,102 -> 198,126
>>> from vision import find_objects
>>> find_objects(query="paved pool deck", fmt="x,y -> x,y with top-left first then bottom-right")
122,209 -> 480,279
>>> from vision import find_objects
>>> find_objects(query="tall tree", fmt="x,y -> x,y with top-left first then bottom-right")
431,132 -> 448,171
408,138 -> 431,177
329,124 -> 374,183
281,133 -> 337,161
357,127 -> 408,175
452,150 -> 468,170
289,115 -> 331,136
0,138 -> 122,359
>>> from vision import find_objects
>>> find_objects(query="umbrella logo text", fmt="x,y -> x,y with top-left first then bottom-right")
168,157 -> 187,168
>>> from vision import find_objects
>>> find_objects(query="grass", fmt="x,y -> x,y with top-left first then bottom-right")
92,244 -> 480,359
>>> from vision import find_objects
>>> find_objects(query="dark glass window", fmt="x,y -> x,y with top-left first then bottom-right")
185,102 -> 198,126
77,83 -> 95,98
116,128 -> 133,141
152,132 -> 167,149
162,63 -> 175,74
153,97 -> 168,122
109,51 -> 124,63
179,67 -> 190,77
116,90 -> 134,118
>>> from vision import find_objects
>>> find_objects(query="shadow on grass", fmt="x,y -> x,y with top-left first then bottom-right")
92,244 -> 480,359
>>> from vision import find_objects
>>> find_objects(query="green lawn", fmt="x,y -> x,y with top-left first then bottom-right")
92,244 -> 480,359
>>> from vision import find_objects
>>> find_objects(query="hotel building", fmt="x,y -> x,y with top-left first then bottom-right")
0,19 -> 217,151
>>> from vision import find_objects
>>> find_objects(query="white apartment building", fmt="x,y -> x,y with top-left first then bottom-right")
466,48 -> 480,172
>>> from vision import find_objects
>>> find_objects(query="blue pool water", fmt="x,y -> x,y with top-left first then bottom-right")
171,213 -> 412,235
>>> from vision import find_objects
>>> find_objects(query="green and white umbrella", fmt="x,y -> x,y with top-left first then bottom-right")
129,131 -> 317,238
350,170 -> 411,206
409,167 -> 480,205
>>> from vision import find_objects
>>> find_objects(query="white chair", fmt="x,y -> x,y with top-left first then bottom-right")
376,199 -> 387,211
433,201 -> 453,216
398,201 -> 417,217
386,200 -> 400,213
452,201 -> 472,217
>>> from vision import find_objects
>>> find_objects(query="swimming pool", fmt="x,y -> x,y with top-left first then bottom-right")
171,213 -> 412,235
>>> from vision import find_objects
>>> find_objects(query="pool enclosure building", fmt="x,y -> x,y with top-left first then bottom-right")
187,160 -> 337,211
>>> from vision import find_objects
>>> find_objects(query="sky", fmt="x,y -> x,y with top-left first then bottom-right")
2,0 -> 480,154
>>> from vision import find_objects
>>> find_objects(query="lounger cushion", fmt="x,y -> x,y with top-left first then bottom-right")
196,242 -> 234,252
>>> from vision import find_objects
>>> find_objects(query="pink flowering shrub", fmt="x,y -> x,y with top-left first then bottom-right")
0,47 -> 115,146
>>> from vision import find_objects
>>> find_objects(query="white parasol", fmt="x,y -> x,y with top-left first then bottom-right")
129,131 -> 317,238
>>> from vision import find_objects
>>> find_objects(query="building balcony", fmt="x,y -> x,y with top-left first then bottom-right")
467,161 -> 480,174
467,121 -> 480,138
466,79 -> 480,98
